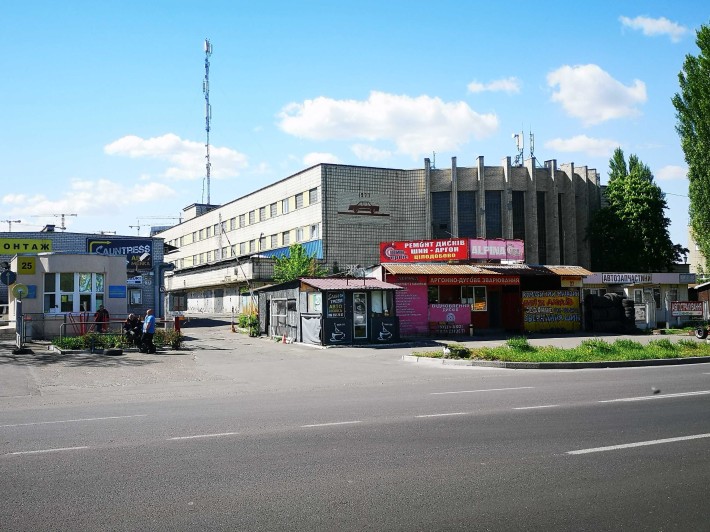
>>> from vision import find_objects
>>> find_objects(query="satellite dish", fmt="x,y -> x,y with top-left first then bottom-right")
12,283 -> 28,300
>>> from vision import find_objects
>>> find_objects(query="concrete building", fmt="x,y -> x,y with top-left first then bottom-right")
156,156 -> 601,317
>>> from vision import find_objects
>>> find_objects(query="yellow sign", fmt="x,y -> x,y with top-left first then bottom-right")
0,238 -> 52,254
18,256 -> 36,275
522,290 -> 581,332
561,278 -> 583,288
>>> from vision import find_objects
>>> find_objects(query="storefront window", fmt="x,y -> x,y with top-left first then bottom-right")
43,272 -> 105,313
371,290 -> 392,316
353,292 -> 367,338
428,285 -> 439,304
473,286 -> 487,311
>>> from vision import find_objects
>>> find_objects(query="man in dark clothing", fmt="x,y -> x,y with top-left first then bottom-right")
123,314 -> 142,347
94,305 -> 110,333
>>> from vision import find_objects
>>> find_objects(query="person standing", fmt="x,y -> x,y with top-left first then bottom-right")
142,309 -> 156,353
94,305 -> 110,333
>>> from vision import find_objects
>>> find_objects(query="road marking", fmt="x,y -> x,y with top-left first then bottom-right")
599,390 -> 710,403
301,421 -> 362,428
568,433 -> 710,455
416,412 -> 469,418
0,414 -> 147,428
431,386 -> 534,395
513,405 -> 559,410
9,446 -> 89,456
169,432 -> 239,440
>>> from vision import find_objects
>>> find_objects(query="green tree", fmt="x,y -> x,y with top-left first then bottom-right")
273,243 -> 328,283
672,22 -> 710,270
588,148 -> 675,272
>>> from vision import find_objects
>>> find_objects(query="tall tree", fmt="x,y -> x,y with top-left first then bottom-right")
588,148 -> 676,272
672,22 -> 710,271
273,243 -> 328,283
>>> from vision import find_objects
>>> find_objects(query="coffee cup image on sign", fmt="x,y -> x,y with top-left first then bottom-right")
331,323 -> 345,341
378,323 -> 392,340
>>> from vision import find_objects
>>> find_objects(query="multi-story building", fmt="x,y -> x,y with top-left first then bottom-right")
157,156 -> 601,316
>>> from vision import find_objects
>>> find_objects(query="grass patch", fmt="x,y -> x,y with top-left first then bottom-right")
412,336 -> 710,363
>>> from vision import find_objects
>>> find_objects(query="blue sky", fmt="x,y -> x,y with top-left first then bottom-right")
0,1 -> 706,251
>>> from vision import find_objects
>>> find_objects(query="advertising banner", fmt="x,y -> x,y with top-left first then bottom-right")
380,239 -> 468,263
469,239 -> 525,261
670,301 -> 704,317
0,238 -> 52,254
87,238 -> 153,271
428,303 -> 470,335
429,275 -> 519,285
394,282 -> 429,335
522,290 -> 580,332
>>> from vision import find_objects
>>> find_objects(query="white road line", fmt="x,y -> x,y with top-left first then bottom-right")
169,432 -> 239,440
301,421 -> 362,428
416,412 -> 469,418
513,405 -> 559,410
599,390 -> 710,403
568,433 -> 710,455
9,446 -> 89,456
431,386 -> 534,395
0,414 -> 147,428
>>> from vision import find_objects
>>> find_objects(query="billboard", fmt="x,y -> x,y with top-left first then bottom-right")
522,290 -> 581,332
380,239 -> 468,263
670,301 -> 703,317
87,238 -> 154,271
469,239 -> 524,261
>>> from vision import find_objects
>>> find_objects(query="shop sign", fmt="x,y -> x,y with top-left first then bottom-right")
87,238 -> 153,271
326,292 -> 345,318
0,238 -> 52,253
522,290 -> 580,332
429,303 -> 471,335
670,301 -> 704,317
429,275 -> 520,285
601,273 -> 652,284
561,277 -> 582,288
469,239 -> 524,261
380,239 -> 468,263
108,285 -> 127,298
394,282 -> 429,335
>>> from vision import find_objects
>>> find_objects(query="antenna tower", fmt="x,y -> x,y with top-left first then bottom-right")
512,130 -> 524,166
202,38 -> 213,205
529,131 -> 535,160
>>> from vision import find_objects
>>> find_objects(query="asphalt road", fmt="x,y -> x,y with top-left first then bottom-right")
1,325 -> 709,530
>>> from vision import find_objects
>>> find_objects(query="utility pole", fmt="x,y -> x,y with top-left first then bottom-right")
203,38 -> 213,205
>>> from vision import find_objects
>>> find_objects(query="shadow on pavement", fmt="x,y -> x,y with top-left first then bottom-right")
0,351 -> 161,368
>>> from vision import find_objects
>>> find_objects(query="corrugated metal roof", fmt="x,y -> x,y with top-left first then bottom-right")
382,263 -> 497,275
301,277 -> 403,291
543,265 -> 593,276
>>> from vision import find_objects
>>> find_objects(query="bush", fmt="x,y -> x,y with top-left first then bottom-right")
506,336 -> 533,351
446,343 -> 471,358
238,313 -> 258,329
155,329 -> 183,349
579,338 -> 613,354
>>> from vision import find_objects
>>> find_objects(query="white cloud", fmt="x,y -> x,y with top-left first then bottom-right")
278,91 -> 498,159
547,64 -> 646,126
656,165 -> 687,181
303,152 -> 341,166
1,179 -> 176,225
104,133 -> 248,180
467,77 -> 521,94
619,15 -> 688,43
544,135 -> 620,157
351,144 -> 392,162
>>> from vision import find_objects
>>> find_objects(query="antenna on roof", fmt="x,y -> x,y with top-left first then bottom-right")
202,38 -> 213,205
512,130 -> 524,166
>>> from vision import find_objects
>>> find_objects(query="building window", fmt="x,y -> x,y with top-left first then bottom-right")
295,193 -> 304,209
192,231 -> 198,242
214,223 -> 219,235
249,240 -> 256,253
259,206 -> 266,221
44,272 -> 104,313
229,217 -> 236,231
537,192 -> 547,264
206,226 -> 212,238
249,211 -> 255,225
259,235 -> 266,251
634,289 -> 643,304
270,202 -> 277,217
282,198 -> 289,214
199,228 -> 206,240
239,214 -> 245,228
427,285 -> 439,304
240,242 -> 246,255
296,227 -> 304,242
431,191 -> 451,238
129,289 -> 142,306
371,290 -> 392,316
309,187 -> 319,204
222,246 -> 229,258
282,231 -> 290,246
310,224 -> 319,239
512,191 -> 526,241
461,285 -> 487,311
457,191 -> 476,238
271,234 -> 278,248
485,191 -> 502,239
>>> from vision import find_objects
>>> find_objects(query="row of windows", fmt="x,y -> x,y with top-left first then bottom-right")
167,187 -> 319,248
173,223 -> 320,268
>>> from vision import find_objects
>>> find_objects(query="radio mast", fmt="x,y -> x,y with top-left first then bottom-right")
202,38 -> 213,205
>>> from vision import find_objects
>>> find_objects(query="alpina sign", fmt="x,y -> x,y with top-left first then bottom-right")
469,239 -> 524,261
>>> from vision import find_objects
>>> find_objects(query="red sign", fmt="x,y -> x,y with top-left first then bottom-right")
380,239 -> 469,263
428,276 -> 520,285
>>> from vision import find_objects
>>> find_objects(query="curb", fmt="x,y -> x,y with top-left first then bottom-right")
402,354 -> 710,369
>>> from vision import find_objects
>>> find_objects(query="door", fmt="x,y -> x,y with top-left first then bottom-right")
353,292 -> 367,339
